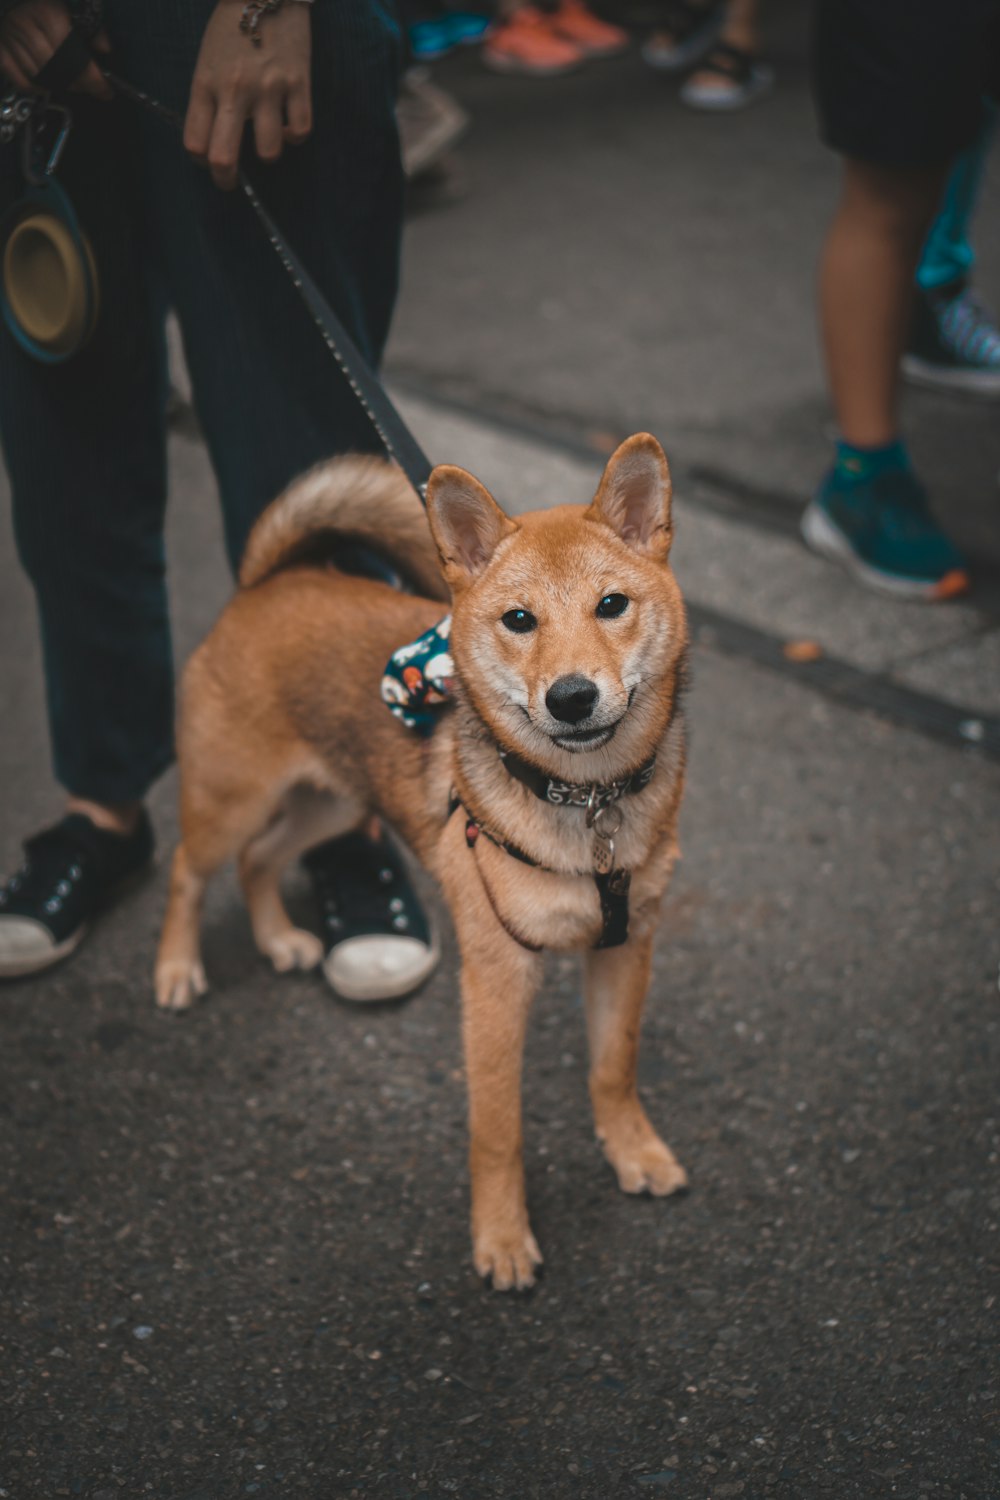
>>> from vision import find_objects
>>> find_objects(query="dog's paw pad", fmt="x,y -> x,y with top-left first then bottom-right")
155,959 -> 208,1012
609,1138 -> 688,1197
473,1227 -> 543,1292
263,929 -> 324,973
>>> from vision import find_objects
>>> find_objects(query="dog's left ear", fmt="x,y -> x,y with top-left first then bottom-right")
426,464 -> 518,588
586,433 -> 673,560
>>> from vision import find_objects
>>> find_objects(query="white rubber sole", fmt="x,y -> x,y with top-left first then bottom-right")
322,930 -> 441,1003
800,499 -> 967,602
901,354 -> 1000,398
680,62 -> 774,111
0,918 -> 88,980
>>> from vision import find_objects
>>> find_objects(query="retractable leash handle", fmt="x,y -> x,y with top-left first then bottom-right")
102,67 -> 435,505
0,85 -> 99,362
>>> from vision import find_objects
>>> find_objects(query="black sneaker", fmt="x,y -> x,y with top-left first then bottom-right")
0,811 -> 154,979
903,279 -> 1000,396
640,0 -> 724,71
303,829 -> 439,1003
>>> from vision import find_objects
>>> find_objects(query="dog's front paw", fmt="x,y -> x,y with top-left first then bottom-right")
473,1224 -> 543,1292
603,1131 -> 688,1197
155,958 -> 208,1012
262,928 -> 324,973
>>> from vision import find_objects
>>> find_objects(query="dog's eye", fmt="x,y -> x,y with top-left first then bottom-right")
501,609 -> 537,634
596,593 -> 629,618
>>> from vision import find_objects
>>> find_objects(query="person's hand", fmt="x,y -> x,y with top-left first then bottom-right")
184,0 -> 312,191
0,0 -> 112,97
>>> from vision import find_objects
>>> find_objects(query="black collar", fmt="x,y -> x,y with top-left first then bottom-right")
498,747 -> 657,812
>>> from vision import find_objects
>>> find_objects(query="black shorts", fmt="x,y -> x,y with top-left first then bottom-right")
813,0 -> 1000,167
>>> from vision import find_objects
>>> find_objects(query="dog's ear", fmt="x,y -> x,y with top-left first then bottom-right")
586,433 -> 673,560
426,464 -> 517,587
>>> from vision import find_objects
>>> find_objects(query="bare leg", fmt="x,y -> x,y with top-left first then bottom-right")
65,795 -> 141,836
585,935 -> 687,1195
687,0 -> 757,78
717,0 -> 756,48
820,159 -> 947,447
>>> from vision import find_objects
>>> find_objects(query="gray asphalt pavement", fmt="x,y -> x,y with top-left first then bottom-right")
3,6 -> 1000,1498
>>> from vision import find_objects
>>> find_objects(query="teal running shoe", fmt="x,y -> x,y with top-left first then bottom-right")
801,467 -> 970,601
443,11 -> 491,43
409,11 -> 490,59
408,19 -> 456,59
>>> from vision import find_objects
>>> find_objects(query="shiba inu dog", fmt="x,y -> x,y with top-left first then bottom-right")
155,433 -> 689,1290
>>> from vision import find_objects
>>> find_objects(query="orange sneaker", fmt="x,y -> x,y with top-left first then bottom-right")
548,0 -> 629,55
482,7 -> 584,74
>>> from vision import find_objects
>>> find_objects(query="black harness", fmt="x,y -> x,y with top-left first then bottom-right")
451,748 -> 658,951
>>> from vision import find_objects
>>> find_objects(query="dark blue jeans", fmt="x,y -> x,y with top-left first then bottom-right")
0,0 -> 403,804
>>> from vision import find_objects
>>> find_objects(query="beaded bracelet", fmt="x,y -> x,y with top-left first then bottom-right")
240,0 -> 314,47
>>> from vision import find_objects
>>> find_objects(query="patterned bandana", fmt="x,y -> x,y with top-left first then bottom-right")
381,614 -> 455,735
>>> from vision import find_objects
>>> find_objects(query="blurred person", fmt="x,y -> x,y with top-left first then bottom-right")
801,0 -> 1000,601
395,0 -> 474,191
643,0 -> 772,110
482,0 -> 628,77
905,103 -> 1000,396
0,0 -> 437,998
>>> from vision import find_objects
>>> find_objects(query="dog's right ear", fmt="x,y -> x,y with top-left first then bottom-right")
426,465 -> 517,588
586,432 -> 673,560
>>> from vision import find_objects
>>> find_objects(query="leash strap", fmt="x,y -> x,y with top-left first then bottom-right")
34,31 -> 94,94
103,68 -> 435,503
461,815 -> 543,953
593,868 -> 630,949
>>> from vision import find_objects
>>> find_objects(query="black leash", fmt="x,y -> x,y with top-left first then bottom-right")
103,67 -> 435,504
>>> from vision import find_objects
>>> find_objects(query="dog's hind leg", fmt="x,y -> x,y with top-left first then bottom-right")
238,784 -> 362,974
156,842 -> 213,1012
155,776 -> 285,1012
584,935 -> 688,1197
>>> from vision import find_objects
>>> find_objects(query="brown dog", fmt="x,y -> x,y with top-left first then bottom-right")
155,433 -> 689,1289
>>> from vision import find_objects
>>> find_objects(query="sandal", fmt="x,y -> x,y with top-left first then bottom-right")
641,0 -> 724,72
680,40 -> 774,110
304,829 -> 439,1003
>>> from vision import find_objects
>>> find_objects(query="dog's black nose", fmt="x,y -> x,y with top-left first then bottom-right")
546,674 -> 599,724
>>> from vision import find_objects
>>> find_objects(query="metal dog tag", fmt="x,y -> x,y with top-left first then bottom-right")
593,831 -> 615,874
588,800 -> 622,873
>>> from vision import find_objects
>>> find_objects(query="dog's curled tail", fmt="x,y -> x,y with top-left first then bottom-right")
238,454 -> 448,602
